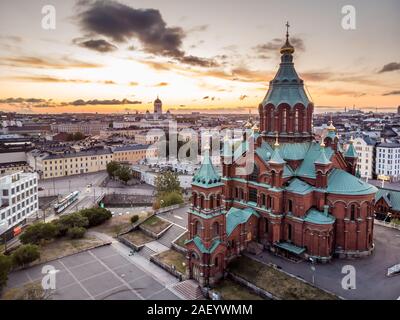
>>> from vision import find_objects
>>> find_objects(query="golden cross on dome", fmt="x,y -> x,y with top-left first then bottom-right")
286,21 -> 290,39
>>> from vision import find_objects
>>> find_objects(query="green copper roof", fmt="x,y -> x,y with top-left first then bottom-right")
192,148 -> 222,187
286,178 -> 314,194
314,146 -> 332,165
345,142 -> 358,158
226,207 -> 259,236
261,49 -> 311,107
186,236 -> 221,254
326,130 -> 337,140
296,142 -> 334,178
269,146 -> 286,164
283,164 -> 294,178
275,242 -> 305,255
375,188 -> 400,211
327,168 -> 378,195
304,208 -> 335,225
279,142 -> 310,160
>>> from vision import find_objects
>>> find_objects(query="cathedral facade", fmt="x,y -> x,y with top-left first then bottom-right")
185,29 -> 378,287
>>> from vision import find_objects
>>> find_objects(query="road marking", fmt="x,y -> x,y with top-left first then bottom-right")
173,215 -> 183,220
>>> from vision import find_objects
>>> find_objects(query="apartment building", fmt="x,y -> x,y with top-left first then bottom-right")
112,144 -> 157,164
27,149 -> 113,179
134,131 -> 164,145
0,171 -> 38,241
375,142 -> 400,182
352,137 -> 375,179
51,121 -> 109,136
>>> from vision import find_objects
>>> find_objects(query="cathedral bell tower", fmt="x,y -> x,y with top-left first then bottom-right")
259,22 -> 314,144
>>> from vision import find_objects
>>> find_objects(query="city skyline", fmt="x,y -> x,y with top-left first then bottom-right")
0,0 -> 399,114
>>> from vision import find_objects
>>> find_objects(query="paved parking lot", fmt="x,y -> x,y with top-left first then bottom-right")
6,245 -> 181,300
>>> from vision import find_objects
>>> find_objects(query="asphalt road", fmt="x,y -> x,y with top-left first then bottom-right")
251,224 -> 400,300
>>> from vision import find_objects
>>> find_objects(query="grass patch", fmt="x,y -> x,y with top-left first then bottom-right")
229,256 -> 337,300
156,249 -> 187,274
214,279 -> 263,300
120,230 -> 153,246
92,211 -> 149,237
33,236 -> 106,266
174,231 -> 189,248
141,215 -> 171,234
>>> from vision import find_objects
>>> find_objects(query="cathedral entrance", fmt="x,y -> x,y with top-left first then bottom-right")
192,263 -> 201,283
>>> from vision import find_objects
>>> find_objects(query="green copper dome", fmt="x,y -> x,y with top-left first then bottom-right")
345,141 -> 358,158
192,147 -> 222,187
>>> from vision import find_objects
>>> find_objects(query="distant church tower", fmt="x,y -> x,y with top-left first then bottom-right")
154,96 -> 162,115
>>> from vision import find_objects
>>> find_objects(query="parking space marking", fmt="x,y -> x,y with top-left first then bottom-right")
59,260 -> 95,300
87,250 -> 145,300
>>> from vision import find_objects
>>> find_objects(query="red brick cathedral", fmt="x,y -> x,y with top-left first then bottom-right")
185,27 -> 378,287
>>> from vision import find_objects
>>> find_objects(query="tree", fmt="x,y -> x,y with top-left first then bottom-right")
106,161 -> 120,178
0,254 -> 12,290
2,282 -> 53,300
79,208 -> 112,227
159,191 -> 184,208
115,166 -> 132,184
12,244 -> 40,267
155,170 -> 181,196
130,215 -> 139,224
67,227 -> 86,239
20,222 -> 57,245
54,212 -> 89,236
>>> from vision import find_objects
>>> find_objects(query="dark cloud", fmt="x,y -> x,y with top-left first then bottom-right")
0,56 -> 102,69
203,96 -> 209,100
239,95 -> 248,101
75,38 -> 117,52
70,99 -> 142,106
382,90 -> 400,96
254,36 -> 305,54
378,62 -> 400,73
154,82 -> 168,87
76,0 -> 217,67
0,97 -> 46,104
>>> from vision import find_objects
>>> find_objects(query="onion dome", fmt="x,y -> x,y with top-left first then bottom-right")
261,22 -> 311,108
192,142 -> 222,187
251,123 -> 260,133
345,136 -> 358,158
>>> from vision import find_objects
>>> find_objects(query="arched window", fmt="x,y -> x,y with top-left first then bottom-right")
200,195 -> 205,208
249,164 -> 259,182
282,109 -> 287,132
216,194 -> 221,207
350,204 -> 356,221
288,199 -> 293,213
265,218 -> 269,234
267,195 -> 272,208
295,109 -> 299,132
212,222 -> 219,237
287,224 -> 292,241
192,193 -> 197,207
235,188 -> 239,198
195,220 -> 202,236
262,194 -> 266,206
209,195 -> 214,209
215,256 -> 219,267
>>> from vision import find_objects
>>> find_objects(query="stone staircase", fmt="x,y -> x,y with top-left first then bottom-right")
158,225 -> 186,248
139,245 -> 157,260
171,280 -> 204,300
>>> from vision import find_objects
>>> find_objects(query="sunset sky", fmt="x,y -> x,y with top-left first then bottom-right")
0,0 -> 399,114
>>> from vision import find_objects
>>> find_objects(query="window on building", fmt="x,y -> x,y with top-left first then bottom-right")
249,164 -> 259,182
350,205 -> 356,221
212,222 -> 219,237
249,188 -> 257,203
288,199 -> 293,213
195,220 -> 202,236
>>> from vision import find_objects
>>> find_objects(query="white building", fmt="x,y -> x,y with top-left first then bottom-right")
376,142 -> 400,182
352,137 -> 375,179
0,171 -> 39,240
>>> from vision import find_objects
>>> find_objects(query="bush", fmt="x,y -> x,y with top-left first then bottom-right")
80,208 -> 112,227
130,215 -> 139,224
20,223 -> 58,245
54,212 -> 89,236
12,244 -> 40,267
0,254 -> 12,290
159,191 -> 184,208
67,227 -> 86,239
